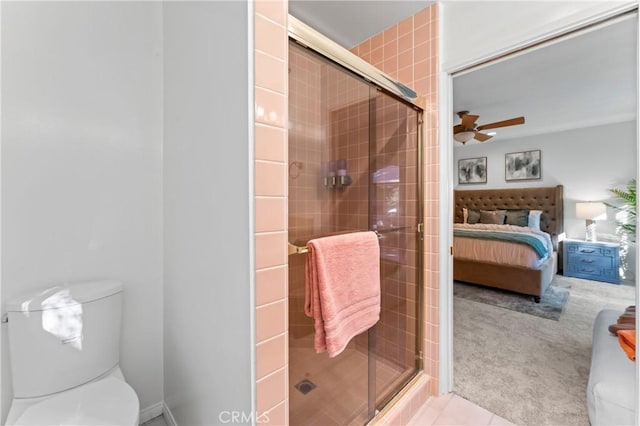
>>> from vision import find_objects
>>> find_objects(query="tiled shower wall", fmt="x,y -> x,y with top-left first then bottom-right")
351,4 -> 440,395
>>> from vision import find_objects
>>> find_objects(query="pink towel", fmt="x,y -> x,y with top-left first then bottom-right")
305,231 -> 381,357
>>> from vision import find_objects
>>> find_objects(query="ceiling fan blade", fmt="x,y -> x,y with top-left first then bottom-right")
476,116 -> 525,131
474,132 -> 493,142
461,114 -> 479,129
453,124 -> 465,134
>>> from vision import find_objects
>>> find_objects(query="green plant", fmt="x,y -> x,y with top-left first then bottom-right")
607,179 -> 636,237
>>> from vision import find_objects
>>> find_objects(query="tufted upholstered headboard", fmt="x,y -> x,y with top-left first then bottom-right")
454,185 -> 564,250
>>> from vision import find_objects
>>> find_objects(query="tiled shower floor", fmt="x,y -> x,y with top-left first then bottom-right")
289,336 -> 414,425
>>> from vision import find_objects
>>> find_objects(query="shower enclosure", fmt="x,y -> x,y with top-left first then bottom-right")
288,36 -> 423,425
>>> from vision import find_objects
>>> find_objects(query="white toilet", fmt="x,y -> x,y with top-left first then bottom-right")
5,280 -> 140,425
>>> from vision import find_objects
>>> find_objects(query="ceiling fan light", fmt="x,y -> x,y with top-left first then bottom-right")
453,131 -> 475,143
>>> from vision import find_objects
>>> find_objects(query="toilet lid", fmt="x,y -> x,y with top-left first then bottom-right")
13,377 -> 139,426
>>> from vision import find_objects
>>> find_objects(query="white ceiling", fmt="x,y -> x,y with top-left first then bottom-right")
288,3 -> 637,147
453,15 -> 638,146
289,1 -> 433,48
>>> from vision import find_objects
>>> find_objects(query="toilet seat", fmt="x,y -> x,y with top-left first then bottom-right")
8,377 -> 139,426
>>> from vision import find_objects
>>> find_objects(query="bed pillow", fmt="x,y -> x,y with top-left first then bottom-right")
479,209 -> 506,224
528,210 -> 543,229
505,209 -> 530,227
466,208 -> 481,224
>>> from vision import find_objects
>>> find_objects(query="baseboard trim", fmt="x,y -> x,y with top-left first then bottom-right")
163,402 -> 178,426
139,401 -> 164,424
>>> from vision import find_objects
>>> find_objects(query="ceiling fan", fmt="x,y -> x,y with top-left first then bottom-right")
453,111 -> 525,144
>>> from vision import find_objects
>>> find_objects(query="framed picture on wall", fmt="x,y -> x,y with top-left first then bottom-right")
505,150 -> 541,181
458,157 -> 487,184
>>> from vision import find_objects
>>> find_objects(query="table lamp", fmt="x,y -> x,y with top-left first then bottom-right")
576,202 -> 606,242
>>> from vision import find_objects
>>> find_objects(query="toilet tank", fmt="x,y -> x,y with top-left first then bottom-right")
6,280 -> 123,398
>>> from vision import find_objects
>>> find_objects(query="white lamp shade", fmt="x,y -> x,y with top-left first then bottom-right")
453,131 -> 475,143
576,202 -> 607,220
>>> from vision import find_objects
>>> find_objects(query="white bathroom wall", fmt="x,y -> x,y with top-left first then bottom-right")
441,1 -> 636,72
1,2 -> 164,422
163,2 -> 254,424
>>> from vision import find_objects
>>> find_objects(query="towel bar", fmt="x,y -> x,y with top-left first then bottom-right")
288,230 -> 382,256
288,242 -> 310,256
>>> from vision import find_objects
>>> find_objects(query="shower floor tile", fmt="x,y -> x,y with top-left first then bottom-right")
289,335 -> 413,425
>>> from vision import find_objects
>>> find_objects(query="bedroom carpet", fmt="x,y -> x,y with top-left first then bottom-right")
454,275 -> 635,426
453,280 -> 570,320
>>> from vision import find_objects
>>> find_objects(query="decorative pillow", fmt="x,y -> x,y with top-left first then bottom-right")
505,209 -> 530,227
528,210 -> 543,229
467,208 -> 481,224
479,209 -> 506,224
463,208 -> 468,223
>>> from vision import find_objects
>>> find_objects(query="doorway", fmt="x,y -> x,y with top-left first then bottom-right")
442,10 -> 639,425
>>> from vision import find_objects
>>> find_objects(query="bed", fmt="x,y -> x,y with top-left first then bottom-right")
453,185 -> 564,302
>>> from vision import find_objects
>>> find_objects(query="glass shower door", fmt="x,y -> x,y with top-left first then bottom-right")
288,41 -> 372,426
370,89 -> 421,410
288,40 -> 422,425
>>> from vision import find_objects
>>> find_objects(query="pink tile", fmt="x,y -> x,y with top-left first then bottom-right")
427,3 -> 436,24
370,47 -> 384,66
398,48 -> 413,70
255,161 -> 286,197
256,265 -> 287,306
263,400 -> 287,425
413,7 -> 429,28
255,15 -> 286,59
430,36 -> 438,59
398,32 -> 414,54
383,56 -> 397,75
409,405 -> 440,425
413,23 -> 429,46
398,67 -> 413,87
255,232 -> 286,269
370,32 -> 384,51
414,41 -> 429,64
256,51 -> 286,94
425,393 -> 453,412
383,24 -> 398,44
414,77 -> 428,95
256,300 -> 286,342
360,38 -> 371,55
255,87 -> 286,128
256,197 -> 286,233
256,334 -> 286,379
398,15 -> 414,36
414,59 -> 429,82
256,367 -> 286,413
432,395 -> 493,426
255,124 -> 286,162
255,0 -> 286,26
383,39 -> 398,61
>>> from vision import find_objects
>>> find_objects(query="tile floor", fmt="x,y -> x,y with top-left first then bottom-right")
137,393 -> 510,426
408,393 -> 514,426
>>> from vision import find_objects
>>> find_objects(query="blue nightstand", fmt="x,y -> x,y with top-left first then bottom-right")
562,239 -> 620,284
